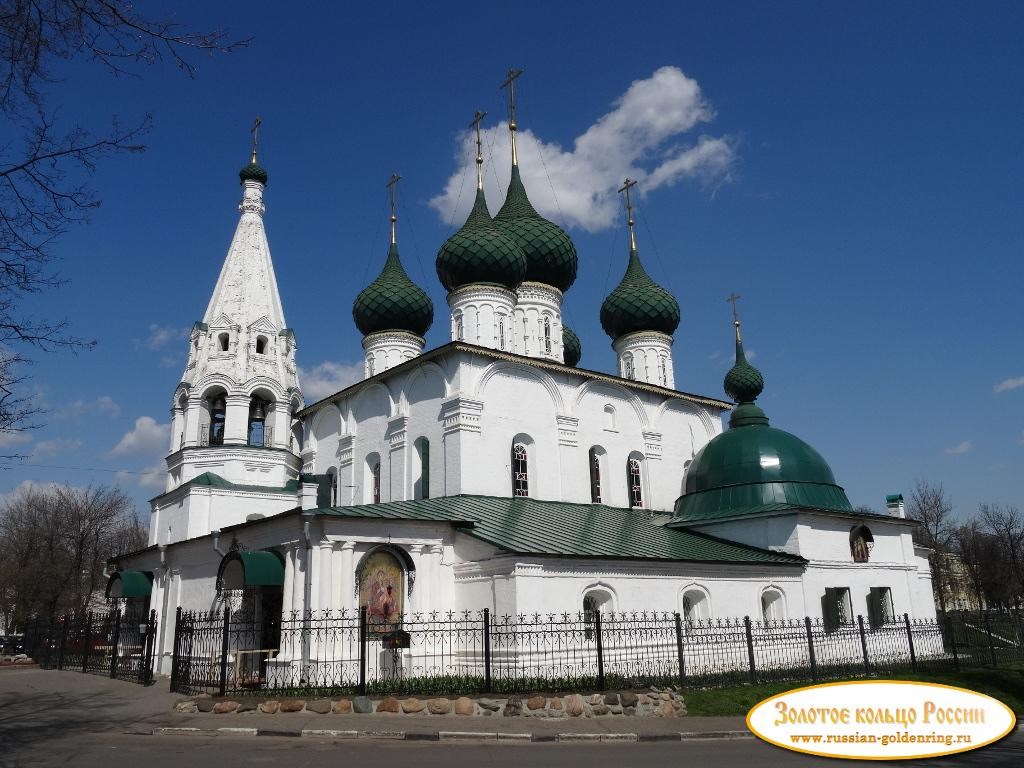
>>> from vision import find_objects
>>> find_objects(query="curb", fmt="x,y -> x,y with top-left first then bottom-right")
151,726 -> 751,742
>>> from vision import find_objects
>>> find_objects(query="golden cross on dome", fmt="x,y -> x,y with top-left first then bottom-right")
726,292 -> 742,341
386,173 -> 401,245
469,110 -> 487,189
250,116 -> 261,163
500,68 -> 524,165
618,178 -> 639,251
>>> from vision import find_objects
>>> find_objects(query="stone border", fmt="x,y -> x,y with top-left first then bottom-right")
152,727 -> 740,742
175,688 -> 687,719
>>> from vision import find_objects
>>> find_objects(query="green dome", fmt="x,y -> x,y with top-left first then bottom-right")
353,243 -> 433,337
562,326 -> 582,367
673,327 -> 852,522
436,189 -> 527,291
600,248 -> 680,339
239,162 -> 268,185
494,166 -> 577,292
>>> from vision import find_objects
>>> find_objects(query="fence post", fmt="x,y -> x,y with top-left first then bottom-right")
482,608 -> 492,694
674,612 -> 686,688
805,617 -> 818,682
82,611 -> 93,674
903,613 -> 917,673
594,609 -> 605,691
109,608 -> 122,679
218,607 -> 230,697
358,606 -> 367,696
141,609 -> 157,686
743,616 -> 757,683
57,614 -> 68,670
983,612 -> 997,667
44,616 -> 56,669
945,614 -> 960,671
857,615 -> 870,674
169,607 -> 183,693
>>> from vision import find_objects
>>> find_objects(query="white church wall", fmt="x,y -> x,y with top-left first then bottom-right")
690,515 -> 801,555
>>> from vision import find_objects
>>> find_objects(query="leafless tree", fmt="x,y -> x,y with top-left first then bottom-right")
907,480 -> 955,612
0,482 -> 145,629
0,1 -> 248,441
978,503 -> 1024,609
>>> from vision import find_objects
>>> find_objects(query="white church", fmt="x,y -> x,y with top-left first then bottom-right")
109,96 -> 936,677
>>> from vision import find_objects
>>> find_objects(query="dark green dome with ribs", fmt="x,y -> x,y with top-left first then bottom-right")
239,162 -> 268,185
494,166 -> 577,292
562,326 -> 582,367
600,247 -> 680,339
436,188 -> 527,291
353,243 -> 433,337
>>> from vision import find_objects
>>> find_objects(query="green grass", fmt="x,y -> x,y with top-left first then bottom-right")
684,667 -> 1024,717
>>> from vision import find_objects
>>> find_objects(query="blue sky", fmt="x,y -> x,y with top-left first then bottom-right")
2,1 -> 1022,520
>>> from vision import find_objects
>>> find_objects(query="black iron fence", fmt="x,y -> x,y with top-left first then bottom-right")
21,608 -> 158,685
166,607 -> 1023,698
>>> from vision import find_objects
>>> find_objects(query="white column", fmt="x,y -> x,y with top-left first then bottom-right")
339,542 -> 356,614
224,394 -> 250,445
291,545 -> 305,616
431,545 -> 443,610
282,545 -> 296,616
318,541 -> 332,612
408,544 -> 424,615
612,331 -> 675,388
330,542 -> 344,614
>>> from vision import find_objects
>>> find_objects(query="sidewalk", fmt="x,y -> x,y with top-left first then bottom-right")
0,669 -> 749,743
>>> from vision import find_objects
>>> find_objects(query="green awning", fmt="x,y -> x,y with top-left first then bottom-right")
106,570 -> 153,598
218,550 -> 285,589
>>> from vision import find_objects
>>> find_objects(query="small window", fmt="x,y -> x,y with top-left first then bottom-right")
850,525 -> 874,563
455,313 -> 464,341
365,454 -> 382,504
823,587 -> 853,632
218,332 -> 229,352
512,442 -> 529,497
255,335 -> 267,354
582,588 -> 613,639
868,587 -> 894,628
682,588 -> 709,623
414,437 -> 430,500
603,404 -> 616,430
761,588 -> 784,621
589,447 -> 602,503
623,353 -> 634,380
371,461 -> 381,504
543,317 -> 552,353
627,457 -> 643,508
498,317 -> 506,350
659,357 -> 668,386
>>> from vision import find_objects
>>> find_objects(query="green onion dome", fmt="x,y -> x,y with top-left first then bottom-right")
436,188 -> 527,291
239,162 -> 268,185
562,326 -> 582,367
672,329 -> 852,522
353,243 -> 433,337
494,166 -> 577,292
600,247 -> 680,339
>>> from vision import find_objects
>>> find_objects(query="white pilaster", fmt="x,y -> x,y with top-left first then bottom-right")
429,544 -> 443,614
612,330 -> 676,388
330,541 -> 344,614
447,284 -> 517,352
339,542 -> 355,614
362,331 -> 424,378
318,541 -> 332,612
514,282 -> 564,362
408,544 -> 424,614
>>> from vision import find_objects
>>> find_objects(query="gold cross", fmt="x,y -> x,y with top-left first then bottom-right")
468,110 -> 487,159
726,292 -> 741,323
250,116 -> 261,163
386,173 -> 401,244
499,68 -> 524,126
618,178 -> 638,249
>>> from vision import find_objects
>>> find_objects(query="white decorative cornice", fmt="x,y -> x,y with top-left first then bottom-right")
643,430 -> 663,460
556,414 -> 579,448
337,434 -> 355,468
440,395 -> 484,435
386,415 -> 409,449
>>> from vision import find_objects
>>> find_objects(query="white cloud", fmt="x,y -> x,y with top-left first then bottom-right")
298,361 -> 364,402
31,438 -> 81,459
429,66 -> 734,233
112,416 -> 170,457
1018,431 -> 1024,446
0,479 -> 62,506
117,460 -> 166,493
141,323 -> 187,350
994,376 -> 1024,393
57,396 -> 121,421
944,441 -> 973,455
0,431 -> 33,449
96,395 -> 121,416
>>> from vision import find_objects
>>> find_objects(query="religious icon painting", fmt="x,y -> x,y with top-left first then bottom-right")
359,549 -> 404,634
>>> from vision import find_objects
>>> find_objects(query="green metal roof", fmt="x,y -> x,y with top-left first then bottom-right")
151,472 -> 297,503
239,161 -> 268,185
353,242 -> 433,337
106,570 -> 153,598
436,188 -> 527,291
317,495 -> 804,565
494,166 -> 577,291
218,550 -> 286,587
562,326 -> 582,367
600,246 -> 680,339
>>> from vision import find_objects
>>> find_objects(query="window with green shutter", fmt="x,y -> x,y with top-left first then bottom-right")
868,587 -> 894,628
824,587 -> 852,632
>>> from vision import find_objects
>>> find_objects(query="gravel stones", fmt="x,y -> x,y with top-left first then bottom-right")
376,697 -> 400,714
427,698 -> 451,715
306,699 -> 332,714
258,700 -> 279,714
352,696 -> 373,714
453,697 -> 475,715
332,699 -> 352,714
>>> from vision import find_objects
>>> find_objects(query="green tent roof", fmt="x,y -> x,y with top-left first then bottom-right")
600,247 -> 680,339
106,570 -> 153,598
317,495 -> 804,565
218,550 -> 285,588
353,242 -> 434,337
436,188 -> 527,291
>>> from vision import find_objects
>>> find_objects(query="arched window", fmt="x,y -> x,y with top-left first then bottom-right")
627,457 -> 643,508
588,447 -> 603,503
358,548 -> 406,634
623,353 -> 634,379
413,437 -> 430,500
582,587 -> 614,639
659,357 -> 668,386
218,332 -> 229,352
455,312 -> 464,341
850,525 -> 873,563
207,392 -> 226,446
318,467 -> 338,507
498,317 -> 506,350
761,588 -> 785,621
512,442 -> 529,497
255,335 -> 267,354
603,404 -> 616,431
367,356 -> 375,376
365,454 -> 382,504
543,316 -> 552,353
248,396 -> 270,447
682,588 -> 710,623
